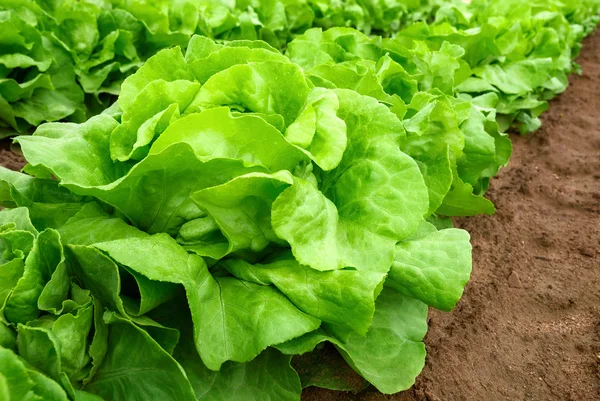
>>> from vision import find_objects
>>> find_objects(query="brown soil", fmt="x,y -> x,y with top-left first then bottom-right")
0,140 -> 25,171
1,30 -> 599,401
302,30 -> 600,401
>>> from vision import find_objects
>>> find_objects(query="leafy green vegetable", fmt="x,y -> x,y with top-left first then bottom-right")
421,0 -> 600,133
0,0 -> 443,135
0,32 -> 472,399
286,26 -> 510,216
0,1 -> 598,400
2,0 -> 596,136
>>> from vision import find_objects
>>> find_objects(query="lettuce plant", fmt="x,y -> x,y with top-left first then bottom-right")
286,27 -> 511,216
4,0 -> 594,135
0,37 -> 474,400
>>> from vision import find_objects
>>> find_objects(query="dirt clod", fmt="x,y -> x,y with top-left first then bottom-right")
579,247 -> 596,257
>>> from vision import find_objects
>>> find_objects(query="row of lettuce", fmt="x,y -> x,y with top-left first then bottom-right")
1,1 -> 599,401
4,0 -> 598,136
0,0 -> 442,134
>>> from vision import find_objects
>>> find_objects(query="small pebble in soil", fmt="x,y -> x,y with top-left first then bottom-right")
424,391 -> 441,401
508,271 -> 523,288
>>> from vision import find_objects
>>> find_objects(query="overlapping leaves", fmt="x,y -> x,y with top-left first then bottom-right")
286,27 -> 511,216
418,0 -> 600,132
0,1 -> 598,400
3,0 -> 595,136
0,0 -> 443,134
0,36 -> 474,400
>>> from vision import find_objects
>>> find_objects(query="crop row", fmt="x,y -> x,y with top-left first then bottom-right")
0,1 -> 598,400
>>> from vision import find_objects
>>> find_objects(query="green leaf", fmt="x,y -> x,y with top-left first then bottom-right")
67,245 -> 124,314
37,262 -> 70,314
178,347 -> 302,401
74,390 -> 105,401
27,369 -> 69,401
110,79 -> 200,162
277,288 -> 428,394
150,107 -> 307,172
4,229 -> 63,324
474,59 -> 555,96
438,175 -> 496,216
15,324 -> 66,388
186,38 -> 286,84
187,61 -> 310,127
0,322 -> 16,349
16,115 -> 124,188
190,171 -> 293,257
0,259 -> 25,319
58,203 -> 145,246
50,303 -> 94,381
44,140 -> 263,235
413,150 -> 454,215
84,313 -> 196,401
93,234 -> 321,370
0,348 -> 38,401
83,299 -> 108,387
456,107 -> 499,186
222,257 -> 385,337
283,87 -> 347,171
118,47 -> 194,112
0,207 -> 38,235
69,240 -> 178,319
0,170 -> 84,230
388,228 -> 472,311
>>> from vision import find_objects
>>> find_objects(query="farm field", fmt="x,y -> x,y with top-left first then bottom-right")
1,35 -> 598,398
0,1 -> 599,401
302,28 -> 600,401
